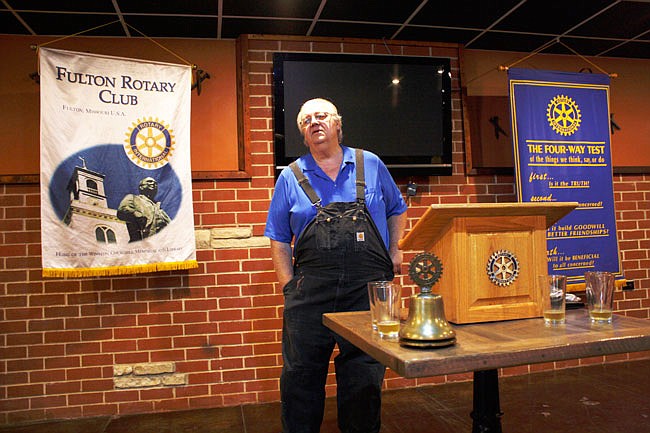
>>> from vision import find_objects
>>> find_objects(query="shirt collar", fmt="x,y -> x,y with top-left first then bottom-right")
301,145 -> 354,171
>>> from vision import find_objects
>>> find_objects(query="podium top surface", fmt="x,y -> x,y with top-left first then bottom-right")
399,202 -> 577,251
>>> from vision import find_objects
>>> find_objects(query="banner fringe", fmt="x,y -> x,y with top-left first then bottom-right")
43,260 -> 198,278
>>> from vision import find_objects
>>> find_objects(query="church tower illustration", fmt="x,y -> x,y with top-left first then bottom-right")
63,158 -> 130,245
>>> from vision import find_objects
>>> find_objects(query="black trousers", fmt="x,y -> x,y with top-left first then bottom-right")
281,269 -> 387,433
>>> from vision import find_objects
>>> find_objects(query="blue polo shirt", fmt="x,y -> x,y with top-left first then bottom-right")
265,146 -> 407,250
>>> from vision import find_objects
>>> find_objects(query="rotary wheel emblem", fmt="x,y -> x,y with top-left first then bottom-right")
124,117 -> 175,169
408,252 -> 443,289
547,95 -> 581,136
486,250 -> 519,287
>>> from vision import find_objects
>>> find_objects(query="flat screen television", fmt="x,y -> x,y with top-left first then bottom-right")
272,52 -> 453,176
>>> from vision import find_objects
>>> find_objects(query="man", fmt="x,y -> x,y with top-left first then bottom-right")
117,177 -> 171,242
265,98 -> 407,433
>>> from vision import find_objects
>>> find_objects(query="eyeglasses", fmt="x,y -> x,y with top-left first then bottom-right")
300,112 -> 332,126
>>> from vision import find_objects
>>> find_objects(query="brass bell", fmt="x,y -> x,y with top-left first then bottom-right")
401,251 -> 456,348
399,289 -> 456,348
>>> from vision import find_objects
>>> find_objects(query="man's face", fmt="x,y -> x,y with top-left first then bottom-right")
299,100 -> 339,149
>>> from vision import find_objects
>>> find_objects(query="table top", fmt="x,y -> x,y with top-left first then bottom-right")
323,309 -> 650,378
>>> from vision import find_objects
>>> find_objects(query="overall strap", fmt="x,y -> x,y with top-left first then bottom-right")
289,148 -> 365,205
289,161 -> 321,206
355,148 -> 365,202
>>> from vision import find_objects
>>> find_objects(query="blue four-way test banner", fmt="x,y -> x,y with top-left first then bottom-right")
508,68 -> 623,286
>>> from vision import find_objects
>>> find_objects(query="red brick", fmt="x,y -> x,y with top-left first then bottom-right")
149,300 -> 183,313
68,392 -> 104,406
65,317 -> 101,329
44,405 -> 82,421
0,397 -> 29,411
140,387 -> 174,401
44,330 -> 81,344
2,372 -> 28,385
67,292 -> 99,304
184,299 -> 217,311
46,380 -> 81,395
245,378 -> 278,392
137,313 -> 172,326
29,344 -> 65,357
101,315 -> 137,328
66,367 -> 103,381
0,245 -> 27,258
44,306 -> 79,318
172,311 -> 208,323
223,393 -> 256,406
137,337 -> 172,351
219,318 -> 254,333
217,200 -> 250,212
184,322 -> 217,335
117,401 -> 154,415
30,368 -> 66,383
173,335 -> 209,348
105,389 -> 139,403
45,356 -> 80,369
6,333 -> 43,346
5,307 -> 43,320
177,360 -> 210,373
7,383 -> 43,398
113,302 -> 148,315
65,342 -> 101,355
174,384 -> 210,398
82,354 -> 113,366
82,379 -> 113,392
82,304 -> 113,317
154,398 -> 190,413
114,352 -> 149,365
113,326 -> 146,339
7,358 -> 43,372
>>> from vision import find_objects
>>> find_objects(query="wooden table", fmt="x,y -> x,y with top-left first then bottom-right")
323,309 -> 650,432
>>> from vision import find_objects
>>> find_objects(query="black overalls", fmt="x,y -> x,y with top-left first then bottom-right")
281,149 -> 394,433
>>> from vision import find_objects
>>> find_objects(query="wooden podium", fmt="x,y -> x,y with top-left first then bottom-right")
399,202 -> 577,324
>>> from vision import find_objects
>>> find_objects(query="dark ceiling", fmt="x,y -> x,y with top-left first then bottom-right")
3,0 -> 650,59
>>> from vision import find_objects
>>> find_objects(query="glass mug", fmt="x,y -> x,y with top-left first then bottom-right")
585,271 -> 615,323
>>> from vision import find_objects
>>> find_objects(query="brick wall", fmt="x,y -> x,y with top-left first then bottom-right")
1,35 -> 649,426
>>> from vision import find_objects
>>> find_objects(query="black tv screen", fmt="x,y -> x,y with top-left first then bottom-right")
272,52 -> 453,176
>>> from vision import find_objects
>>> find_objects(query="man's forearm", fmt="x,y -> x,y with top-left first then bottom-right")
270,239 -> 294,288
388,211 -> 407,274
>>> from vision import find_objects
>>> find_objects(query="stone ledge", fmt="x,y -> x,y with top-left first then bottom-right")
195,229 -> 211,249
195,226 -> 269,250
114,376 -> 162,389
113,362 -> 186,390
133,361 -> 175,375
211,237 -> 270,249
161,373 -> 187,386
211,227 -> 253,239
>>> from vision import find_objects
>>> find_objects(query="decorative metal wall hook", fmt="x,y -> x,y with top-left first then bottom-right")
488,116 -> 508,139
610,113 -> 621,135
191,69 -> 210,95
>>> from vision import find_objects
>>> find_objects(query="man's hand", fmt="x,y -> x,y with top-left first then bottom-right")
390,248 -> 403,275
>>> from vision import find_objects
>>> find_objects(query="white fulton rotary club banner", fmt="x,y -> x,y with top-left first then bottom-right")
39,47 -> 197,277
